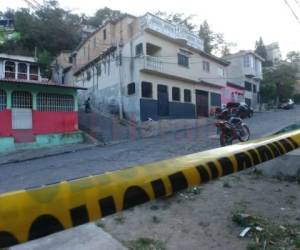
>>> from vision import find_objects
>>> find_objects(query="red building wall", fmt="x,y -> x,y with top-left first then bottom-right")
0,110 -> 12,136
32,111 -> 78,135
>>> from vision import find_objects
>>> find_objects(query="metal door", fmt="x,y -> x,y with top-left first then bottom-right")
12,108 -> 32,129
157,84 -> 169,117
196,90 -> 209,117
11,91 -> 33,129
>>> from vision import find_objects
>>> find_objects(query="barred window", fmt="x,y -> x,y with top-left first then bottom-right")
37,93 -> 74,112
5,61 -> 16,79
18,63 -> 27,80
0,89 -> 6,111
12,91 -> 32,108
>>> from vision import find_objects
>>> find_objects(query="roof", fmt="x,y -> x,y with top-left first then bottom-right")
0,53 -> 38,63
200,51 -> 230,66
223,50 -> 265,62
0,78 -> 87,90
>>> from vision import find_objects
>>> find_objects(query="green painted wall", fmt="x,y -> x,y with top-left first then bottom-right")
0,82 -> 78,111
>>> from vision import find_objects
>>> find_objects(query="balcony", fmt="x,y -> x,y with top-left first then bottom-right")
139,55 -> 226,88
243,67 -> 263,80
140,13 -> 204,51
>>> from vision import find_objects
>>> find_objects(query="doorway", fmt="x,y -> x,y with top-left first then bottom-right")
157,84 -> 169,117
196,90 -> 209,117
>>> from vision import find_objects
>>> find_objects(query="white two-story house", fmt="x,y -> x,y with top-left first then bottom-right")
223,51 -> 264,109
66,13 -> 230,122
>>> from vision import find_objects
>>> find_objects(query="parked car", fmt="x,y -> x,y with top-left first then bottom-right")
278,99 -> 294,110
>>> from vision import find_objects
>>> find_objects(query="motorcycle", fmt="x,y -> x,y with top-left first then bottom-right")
215,117 -> 250,146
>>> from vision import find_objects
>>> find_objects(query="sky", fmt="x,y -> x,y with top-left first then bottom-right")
1,0 -> 300,57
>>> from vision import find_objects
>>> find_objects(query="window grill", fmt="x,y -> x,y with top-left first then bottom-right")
12,91 -> 32,109
0,89 -> 6,111
37,93 -> 74,112
5,61 -> 16,79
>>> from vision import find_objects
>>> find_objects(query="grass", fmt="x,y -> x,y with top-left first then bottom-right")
114,214 -> 125,224
232,211 -> 300,249
127,237 -> 166,250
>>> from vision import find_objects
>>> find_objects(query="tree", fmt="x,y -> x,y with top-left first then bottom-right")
254,37 -> 267,62
87,7 -> 122,27
260,63 -> 297,103
286,51 -> 300,63
198,20 -> 233,55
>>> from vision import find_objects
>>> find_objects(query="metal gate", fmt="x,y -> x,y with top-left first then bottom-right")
196,90 -> 209,117
11,91 -> 32,129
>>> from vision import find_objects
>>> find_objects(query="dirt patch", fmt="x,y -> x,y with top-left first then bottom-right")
96,171 -> 300,250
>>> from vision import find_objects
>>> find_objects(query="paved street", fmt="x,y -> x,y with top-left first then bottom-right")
1,107 -> 300,193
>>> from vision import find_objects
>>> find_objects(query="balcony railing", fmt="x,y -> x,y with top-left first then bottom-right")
143,55 -> 163,72
140,13 -> 204,51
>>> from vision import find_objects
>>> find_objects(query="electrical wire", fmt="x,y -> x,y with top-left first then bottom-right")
283,0 -> 300,25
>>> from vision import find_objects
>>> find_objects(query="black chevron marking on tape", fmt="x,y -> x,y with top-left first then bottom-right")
247,149 -> 260,165
279,139 -> 294,152
123,186 -> 150,209
168,172 -> 188,193
151,179 -> 166,198
99,196 -> 116,217
196,165 -> 210,183
234,152 -> 253,170
29,215 -> 64,240
218,157 -> 234,175
287,137 -> 299,148
0,231 -> 18,248
256,145 -> 273,162
267,143 -> 281,157
70,205 -> 90,226
273,141 -> 285,154
206,162 -> 219,179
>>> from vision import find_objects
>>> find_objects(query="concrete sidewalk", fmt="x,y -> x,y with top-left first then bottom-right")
12,223 -> 127,250
0,143 -> 100,166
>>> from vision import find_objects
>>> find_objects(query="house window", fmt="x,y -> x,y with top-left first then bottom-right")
217,67 -> 224,77
203,61 -> 210,72
244,55 -> 250,67
253,84 -> 257,93
172,87 -> 180,101
86,70 -> 91,81
12,91 -> 32,108
18,63 -> 27,80
29,64 -> 39,80
37,93 -> 74,112
128,82 -> 135,95
245,81 -> 252,91
103,29 -> 107,40
141,81 -> 152,98
210,92 -> 221,106
5,61 -> 15,79
184,89 -> 191,103
135,43 -> 143,56
0,89 -> 6,111
93,37 -> 97,48
178,54 -> 189,67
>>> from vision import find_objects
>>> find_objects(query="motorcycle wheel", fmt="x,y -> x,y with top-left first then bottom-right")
220,132 -> 233,147
239,124 -> 250,142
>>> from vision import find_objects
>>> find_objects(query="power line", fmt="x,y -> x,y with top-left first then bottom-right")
283,0 -> 300,25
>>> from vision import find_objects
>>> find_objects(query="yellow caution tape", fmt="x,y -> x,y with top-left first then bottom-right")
1,129 -> 300,247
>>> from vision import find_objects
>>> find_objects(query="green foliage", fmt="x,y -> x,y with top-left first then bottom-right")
127,237 -> 166,250
37,50 -> 52,78
254,37 -> 267,62
87,7 -> 122,27
261,63 -> 297,103
293,93 -> 300,104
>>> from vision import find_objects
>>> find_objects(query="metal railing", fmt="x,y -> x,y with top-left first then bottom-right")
0,129 -> 300,248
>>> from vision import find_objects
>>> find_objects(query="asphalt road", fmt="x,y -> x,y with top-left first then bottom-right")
1,107 -> 300,193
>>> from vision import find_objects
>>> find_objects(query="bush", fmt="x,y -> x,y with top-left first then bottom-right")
293,94 -> 300,104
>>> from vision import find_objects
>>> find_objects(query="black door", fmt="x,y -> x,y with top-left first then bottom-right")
157,84 -> 169,117
196,90 -> 209,117
245,98 -> 251,107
